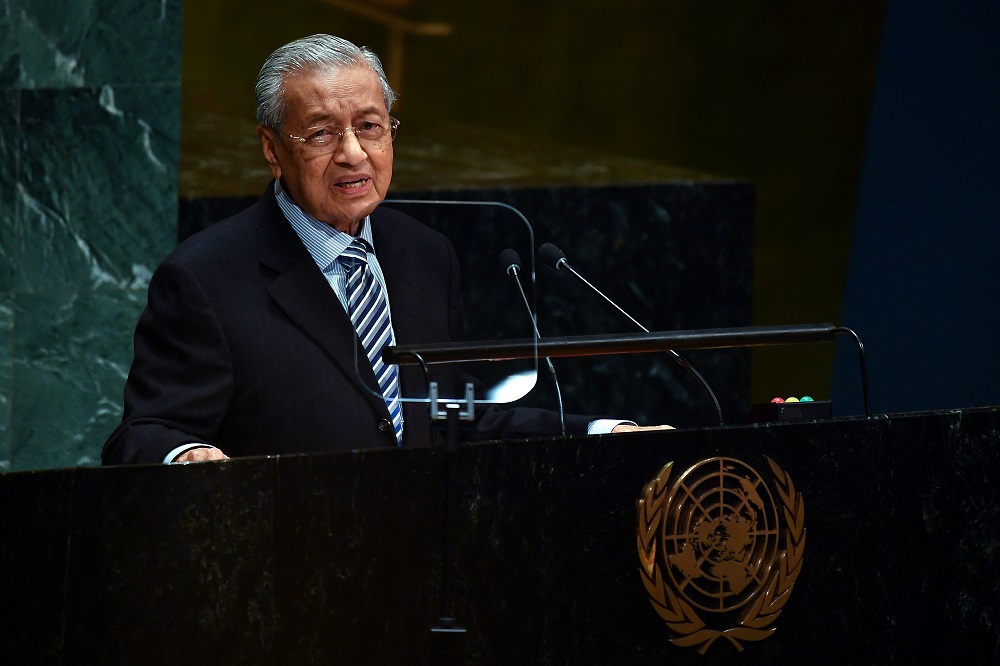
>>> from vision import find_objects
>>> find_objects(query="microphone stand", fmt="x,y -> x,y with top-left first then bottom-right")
399,365 -> 475,662
500,249 -> 567,437
430,401 -> 467,664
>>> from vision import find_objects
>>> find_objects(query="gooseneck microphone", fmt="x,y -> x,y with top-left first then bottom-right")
500,248 -> 567,437
537,244 -> 649,332
536,242 -> 725,426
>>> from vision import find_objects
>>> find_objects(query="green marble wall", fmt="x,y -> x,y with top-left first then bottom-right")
0,1 -> 183,471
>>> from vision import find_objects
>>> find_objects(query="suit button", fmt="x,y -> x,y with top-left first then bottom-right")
377,418 -> 392,433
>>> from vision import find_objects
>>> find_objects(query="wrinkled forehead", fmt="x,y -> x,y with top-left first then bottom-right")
282,65 -> 387,121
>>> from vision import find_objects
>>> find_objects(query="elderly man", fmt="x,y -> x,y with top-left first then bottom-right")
102,34 -> 661,466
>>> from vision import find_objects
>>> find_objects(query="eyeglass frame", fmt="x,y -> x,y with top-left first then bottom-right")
285,117 -> 400,154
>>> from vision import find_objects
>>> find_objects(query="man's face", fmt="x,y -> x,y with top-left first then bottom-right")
258,65 -> 393,234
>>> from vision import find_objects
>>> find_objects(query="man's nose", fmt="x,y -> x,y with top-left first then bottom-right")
334,129 -> 367,164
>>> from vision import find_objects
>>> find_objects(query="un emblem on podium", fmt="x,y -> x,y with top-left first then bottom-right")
636,457 -> 806,654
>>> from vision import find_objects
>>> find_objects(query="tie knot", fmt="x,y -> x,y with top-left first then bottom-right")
339,239 -> 371,272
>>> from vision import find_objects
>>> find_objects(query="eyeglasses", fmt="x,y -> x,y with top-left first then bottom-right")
286,117 -> 400,156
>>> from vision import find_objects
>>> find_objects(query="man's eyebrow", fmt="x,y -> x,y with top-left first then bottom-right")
303,112 -> 333,127
303,106 -> 385,127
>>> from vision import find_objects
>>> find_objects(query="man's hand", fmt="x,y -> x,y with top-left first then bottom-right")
174,447 -> 230,463
611,424 -> 675,434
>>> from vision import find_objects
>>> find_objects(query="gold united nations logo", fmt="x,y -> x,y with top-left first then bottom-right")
636,457 -> 805,654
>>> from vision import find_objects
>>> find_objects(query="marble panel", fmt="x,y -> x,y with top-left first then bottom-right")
272,449 -> 446,662
0,466 -> 74,663
0,2 -> 20,88
8,285 -> 145,471
918,408 -> 1000,657
0,89 -> 17,293
2,409 -> 1000,661
63,461 -> 277,663
0,295 -> 11,470
447,422 -> 906,663
17,0 -> 182,88
16,84 -> 178,293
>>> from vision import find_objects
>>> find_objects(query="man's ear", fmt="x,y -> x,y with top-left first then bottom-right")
258,125 -> 282,179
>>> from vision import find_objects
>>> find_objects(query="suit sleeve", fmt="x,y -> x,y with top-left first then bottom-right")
102,259 -> 234,465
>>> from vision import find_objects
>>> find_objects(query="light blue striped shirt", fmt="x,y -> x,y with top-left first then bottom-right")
274,180 -> 393,316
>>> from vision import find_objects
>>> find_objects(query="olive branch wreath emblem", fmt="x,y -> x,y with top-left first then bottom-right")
636,457 -> 806,654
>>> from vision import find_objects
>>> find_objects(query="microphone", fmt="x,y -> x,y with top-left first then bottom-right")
499,248 -> 522,278
499,248 -> 567,437
537,242 -> 725,425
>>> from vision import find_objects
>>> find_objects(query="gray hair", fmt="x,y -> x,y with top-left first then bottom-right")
255,34 -> 396,130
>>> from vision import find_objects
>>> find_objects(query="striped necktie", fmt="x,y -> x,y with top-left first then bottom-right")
339,239 -> 403,444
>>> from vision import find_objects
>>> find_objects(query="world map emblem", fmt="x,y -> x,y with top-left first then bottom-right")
636,457 -> 806,653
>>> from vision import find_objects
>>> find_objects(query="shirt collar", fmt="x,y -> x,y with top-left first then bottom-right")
274,180 -> 375,273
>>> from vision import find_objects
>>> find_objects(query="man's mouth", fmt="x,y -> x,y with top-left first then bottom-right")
337,177 -> 369,190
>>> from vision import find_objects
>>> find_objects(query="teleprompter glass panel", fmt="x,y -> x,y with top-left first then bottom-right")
352,199 -> 540,414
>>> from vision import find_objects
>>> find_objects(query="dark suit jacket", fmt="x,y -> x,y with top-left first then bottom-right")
103,187 -> 591,465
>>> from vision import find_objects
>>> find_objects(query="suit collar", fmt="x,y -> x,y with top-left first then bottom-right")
256,185 -> 310,273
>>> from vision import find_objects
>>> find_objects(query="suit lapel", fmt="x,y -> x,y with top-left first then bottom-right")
256,191 -> 388,417
371,209 -> 435,422
372,210 -> 416,343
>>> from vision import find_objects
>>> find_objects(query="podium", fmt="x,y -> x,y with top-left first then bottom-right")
3,407 -> 1000,663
